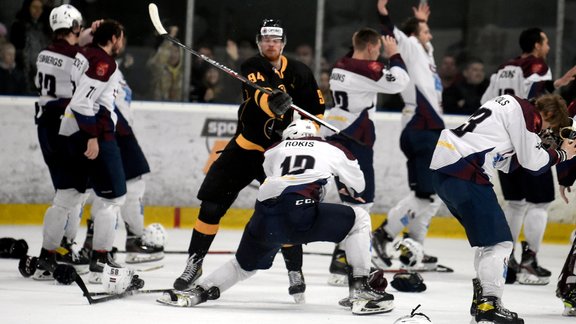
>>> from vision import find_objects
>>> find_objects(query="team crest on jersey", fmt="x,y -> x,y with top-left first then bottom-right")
96,62 -> 109,77
531,63 -> 543,74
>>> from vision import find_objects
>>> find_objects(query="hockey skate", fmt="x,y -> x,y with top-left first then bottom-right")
470,278 -> 482,316
505,251 -> 519,284
327,246 -> 351,286
33,248 -> 58,281
157,286 -> 220,307
125,236 -> 164,264
348,276 -> 394,315
288,270 -> 306,304
474,296 -> 524,324
517,241 -> 550,285
173,255 -> 203,291
55,237 -> 89,274
560,287 -> 576,316
89,250 -> 121,284
371,226 -> 393,268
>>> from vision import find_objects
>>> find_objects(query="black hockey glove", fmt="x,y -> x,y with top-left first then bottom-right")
390,272 -> 427,292
268,89 -> 292,116
53,264 -> 78,285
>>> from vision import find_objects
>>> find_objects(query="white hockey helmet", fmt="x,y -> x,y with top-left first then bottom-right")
395,237 -> 424,268
102,263 -> 134,294
282,119 -> 318,140
49,5 -> 83,32
142,223 -> 167,248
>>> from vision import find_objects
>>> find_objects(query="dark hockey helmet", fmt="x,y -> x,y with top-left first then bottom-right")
256,19 -> 286,43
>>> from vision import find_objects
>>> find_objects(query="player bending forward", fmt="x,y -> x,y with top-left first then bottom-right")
431,94 -> 576,324
158,119 -> 394,315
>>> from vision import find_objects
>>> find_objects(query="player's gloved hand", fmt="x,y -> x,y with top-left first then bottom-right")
268,89 -> 292,116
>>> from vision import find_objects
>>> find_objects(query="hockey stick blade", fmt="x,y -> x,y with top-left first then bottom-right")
146,3 -> 365,147
148,3 -> 167,35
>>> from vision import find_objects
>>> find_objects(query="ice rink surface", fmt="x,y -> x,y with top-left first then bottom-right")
0,225 -> 573,324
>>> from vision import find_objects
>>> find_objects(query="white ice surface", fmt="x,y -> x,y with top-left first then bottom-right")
0,225 -> 573,324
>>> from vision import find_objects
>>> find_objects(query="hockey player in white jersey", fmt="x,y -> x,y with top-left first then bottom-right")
77,32 -> 164,264
158,119 -> 395,315
480,27 -> 576,285
430,94 -> 576,323
32,4 -> 92,280
371,0 -> 443,270
323,21 -> 410,284
58,20 -> 127,284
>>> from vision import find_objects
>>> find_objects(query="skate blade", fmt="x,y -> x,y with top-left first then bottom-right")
291,293 -> 305,304
351,299 -> 394,315
517,273 -> 550,285
32,270 -> 54,281
156,291 -> 199,307
338,297 -> 352,309
327,273 -> 348,286
88,272 -> 102,284
125,252 -> 165,264
563,305 -> 576,316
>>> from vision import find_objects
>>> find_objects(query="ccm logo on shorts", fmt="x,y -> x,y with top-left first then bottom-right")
295,199 -> 315,205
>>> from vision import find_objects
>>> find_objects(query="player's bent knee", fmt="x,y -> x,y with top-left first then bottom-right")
349,206 -> 371,234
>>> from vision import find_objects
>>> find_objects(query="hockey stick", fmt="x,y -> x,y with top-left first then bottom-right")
88,288 -> 170,297
74,275 -> 168,304
116,249 -> 332,257
148,3 -> 364,146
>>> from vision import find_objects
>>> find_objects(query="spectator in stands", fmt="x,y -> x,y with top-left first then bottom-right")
295,43 -> 314,68
319,69 -> 334,108
9,0 -> 52,94
438,53 -> 459,89
147,25 -> 183,101
0,22 -> 8,45
443,57 -> 489,115
0,42 -> 27,95
198,66 -> 242,104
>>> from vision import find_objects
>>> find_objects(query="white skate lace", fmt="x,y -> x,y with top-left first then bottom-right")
180,256 -> 201,281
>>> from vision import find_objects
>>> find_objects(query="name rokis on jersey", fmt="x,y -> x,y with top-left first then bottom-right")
258,138 -> 364,201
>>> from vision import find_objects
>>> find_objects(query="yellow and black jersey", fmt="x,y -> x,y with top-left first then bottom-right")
236,54 -> 325,151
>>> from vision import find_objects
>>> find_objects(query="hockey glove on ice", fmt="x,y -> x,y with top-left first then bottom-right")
268,89 -> 292,116
390,272 -> 427,292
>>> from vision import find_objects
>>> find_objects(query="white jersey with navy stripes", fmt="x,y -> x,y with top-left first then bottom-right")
393,29 -> 443,129
324,54 -> 410,135
430,95 -> 560,185
480,55 -> 552,104
60,49 -> 122,136
257,138 -> 365,202
35,49 -> 77,106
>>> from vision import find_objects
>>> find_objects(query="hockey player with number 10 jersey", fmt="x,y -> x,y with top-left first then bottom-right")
159,119 -> 395,315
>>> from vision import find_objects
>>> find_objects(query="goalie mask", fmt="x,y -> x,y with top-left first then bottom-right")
103,263 -> 135,294
142,223 -> 167,248
49,4 -> 83,32
282,119 -> 318,140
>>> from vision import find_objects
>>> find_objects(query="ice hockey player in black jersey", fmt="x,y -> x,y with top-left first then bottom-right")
173,19 -> 325,303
